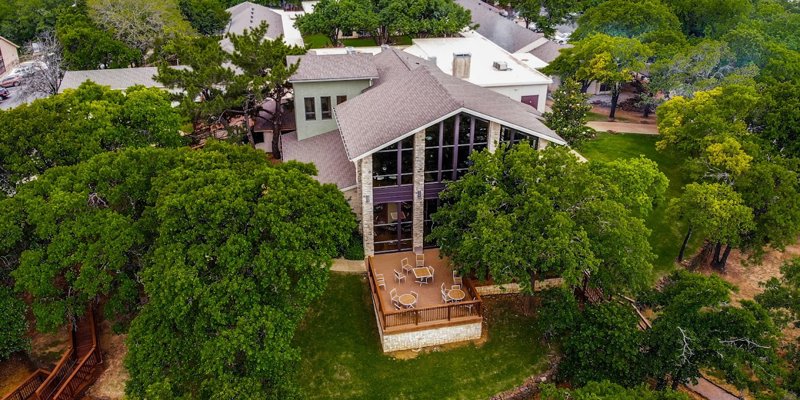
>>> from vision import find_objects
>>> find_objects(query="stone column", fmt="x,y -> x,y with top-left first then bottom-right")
412,130 -> 425,252
360,156 -> 374,257
538,138 -> 550,150
487,121 -> 501,153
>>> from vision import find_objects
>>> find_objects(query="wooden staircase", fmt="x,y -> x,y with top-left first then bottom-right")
2,309 -> 102,400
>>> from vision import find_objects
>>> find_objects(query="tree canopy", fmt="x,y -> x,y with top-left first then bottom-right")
179,0 -> 230,36
56,12 -> 142,70
542,79 -> 595,146
1,142 -> 356,398
572,0 -> 682,41
0,82 -> 185,195
430,145 -> 666,310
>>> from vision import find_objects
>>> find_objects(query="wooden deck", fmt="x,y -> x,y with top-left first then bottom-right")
367,249 -> 483,334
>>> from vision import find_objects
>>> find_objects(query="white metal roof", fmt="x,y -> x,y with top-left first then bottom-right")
404,32 -> 551,88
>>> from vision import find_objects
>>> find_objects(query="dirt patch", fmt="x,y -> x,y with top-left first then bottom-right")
86,321 -> 128,400
29,326 -> 70,368
0,354 -> 37,398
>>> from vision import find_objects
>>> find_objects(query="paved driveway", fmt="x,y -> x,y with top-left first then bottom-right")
0,84 -> 47,110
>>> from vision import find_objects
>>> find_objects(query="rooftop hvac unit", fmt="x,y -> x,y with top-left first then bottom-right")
493,61 -> 510,71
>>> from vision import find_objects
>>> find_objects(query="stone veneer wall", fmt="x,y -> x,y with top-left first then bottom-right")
487,121 -> 501,153
412,130 -> 425,250
360,156 -> 374,256
382,322 -> 482,352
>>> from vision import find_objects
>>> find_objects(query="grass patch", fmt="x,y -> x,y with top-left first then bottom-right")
577,132 -> 696,274
586,111 -> 635,123
295,274 -> 548,399
303,34 -> 332,49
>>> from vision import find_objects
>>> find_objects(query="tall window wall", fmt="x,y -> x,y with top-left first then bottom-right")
373,136 -> 414,187
424,114 -> 489,183
500,126 -> 539,148
373,202 -> 414,252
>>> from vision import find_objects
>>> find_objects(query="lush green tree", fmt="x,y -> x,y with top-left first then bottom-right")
430,145 -> 664,311
643,271 -> 782,392
0,82 -> 184,195
87,0 -> 195,53
226,22 -> 305,156
0,0 -> 74,45
572,0 -> 682,40
294,0 -> 378,46
559,302 -> 646,387
542,79 -> 594,146
543,34 -> 652,119
155,35 -> 236,135
511,0 -> 574,37
649,40 -> 759,97
0,287 -> 29,360
662,0 -> 752,38
541,380 -> 690,400
124,143 -> 355,399
375,0 -> 473,43
537,286 -> 580,340
56,13 -> 142,69
756,257 -> 800,328
179,0 -> 230,36
668,183 -> 753,269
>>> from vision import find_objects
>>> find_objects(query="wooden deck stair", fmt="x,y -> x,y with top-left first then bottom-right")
2,309 -> 102,400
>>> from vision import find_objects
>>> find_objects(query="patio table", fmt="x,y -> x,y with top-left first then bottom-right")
398,293 -> 416,308
412,267 -> 432,283
448,289 -> 466,302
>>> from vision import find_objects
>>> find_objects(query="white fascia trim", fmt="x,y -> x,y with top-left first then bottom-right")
349,107 -> 566,162
339,184 -> 358,192
289,76 -> 379,84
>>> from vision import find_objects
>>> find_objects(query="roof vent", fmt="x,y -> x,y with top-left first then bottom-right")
428,56 -> 437,64
493,61 -> 510,71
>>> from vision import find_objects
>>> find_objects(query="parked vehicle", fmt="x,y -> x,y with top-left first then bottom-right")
0,87 -> 9,99
0,62 -> 45,88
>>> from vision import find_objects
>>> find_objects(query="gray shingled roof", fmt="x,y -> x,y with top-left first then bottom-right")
529,40 -> 571,64
58,67 -> 163,93
456,0 -> 544,53
334,48 -> 564,161
222,2 -> 284,52
288,53 -> 379,82
282,130 -> 356,189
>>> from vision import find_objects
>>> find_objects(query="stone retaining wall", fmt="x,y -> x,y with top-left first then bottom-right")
382,322 -> 482,352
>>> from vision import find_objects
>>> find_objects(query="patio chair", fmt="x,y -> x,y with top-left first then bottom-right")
394,269 -> 406,283
427,266 -> 435,283
451,284 -> 461,290
416,253 -> 425,267
375,273 -> 386,289
401,258 -> 413,275
453,270 -> 463,286
410,291 -> 419,307
440,283 -> 451,303
390,288 -> 398,301
392,299 -> 402,310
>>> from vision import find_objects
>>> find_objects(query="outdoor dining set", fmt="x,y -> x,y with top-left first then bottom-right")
373,253 -> 467,310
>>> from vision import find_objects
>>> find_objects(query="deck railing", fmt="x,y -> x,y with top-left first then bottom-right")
367,256 -> 483,332
1,369 -> 50,400
52,309 -> 102,400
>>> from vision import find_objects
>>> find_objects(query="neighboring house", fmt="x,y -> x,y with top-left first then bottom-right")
58,67 -> 177,93
455,0 -> 571,90
222,1 -> 305,51
405,32 -> 552,112
283,48 -> 564,352
0,36 -> 19,77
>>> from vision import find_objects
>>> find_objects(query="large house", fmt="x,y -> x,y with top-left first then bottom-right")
283,48 -> 564,351
284,48 -> 564,257
0,35 -> 19,77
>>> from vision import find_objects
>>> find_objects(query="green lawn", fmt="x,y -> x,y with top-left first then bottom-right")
303,34 -> 332,49
294,274 -> 548,399
577,133 -> 695,274
586,111 -> 635,123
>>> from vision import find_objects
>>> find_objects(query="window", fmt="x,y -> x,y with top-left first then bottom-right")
423,199 -> 439,247
500,126 -> 539,148
373,202 -> 414,253
253,131 -> 265,144
521,95 -> 539,109
321,96 -> 332,119
372,136 -> 414,187
336,95 -> 347,105
424,114 -> 491,182
304,97 -> 316,120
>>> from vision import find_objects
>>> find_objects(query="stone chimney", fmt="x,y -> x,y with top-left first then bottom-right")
452,53 -> 471,79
